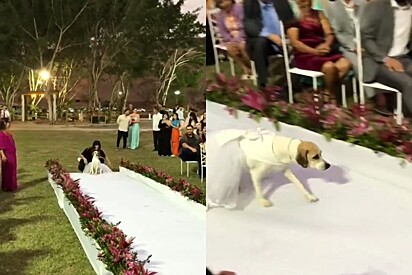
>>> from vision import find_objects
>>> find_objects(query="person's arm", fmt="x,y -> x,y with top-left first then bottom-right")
80,149 -> 89,163
360,0 -> 387,63
243,0 -> 262,38
181,142 -> 196,152
116,115 -> 121,125
318,11 -> 335,48
287,26 -> 319,55
328,6 -> 356,51
104,154 -> 112,167
0,149 -> 7,161
216,12 -> 232,44
136,114 -> 140,123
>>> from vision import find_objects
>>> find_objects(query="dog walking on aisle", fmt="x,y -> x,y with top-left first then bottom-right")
207,128 -> 331,209
89,151 -> 102,175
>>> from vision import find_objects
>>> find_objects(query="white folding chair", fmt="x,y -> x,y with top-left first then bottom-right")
207,8 -> 258,86
200,144 -> 206,183
354,21 -> 403,125
280,21 -> 357,107
180,159 -> 198,177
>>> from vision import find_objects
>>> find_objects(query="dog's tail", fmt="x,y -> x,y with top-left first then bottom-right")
206,130 -> 247,209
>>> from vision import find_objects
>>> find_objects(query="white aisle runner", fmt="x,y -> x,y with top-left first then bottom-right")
71,172 -> 205,275
207,103 -> 412,275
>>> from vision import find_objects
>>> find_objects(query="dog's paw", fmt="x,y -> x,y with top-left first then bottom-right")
259,198 -> 273,207
306,194 -> 319,203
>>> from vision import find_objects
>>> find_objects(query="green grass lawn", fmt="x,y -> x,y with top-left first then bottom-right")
0,130 -> 202,275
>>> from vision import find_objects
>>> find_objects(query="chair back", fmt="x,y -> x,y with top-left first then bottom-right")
280,21 -> 290,67
207,8 -> 225,65
200,143 -> 206,166
354,20 -> 366,104
280,21 -> 294,103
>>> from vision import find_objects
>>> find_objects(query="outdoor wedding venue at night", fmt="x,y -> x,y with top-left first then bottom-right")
0,0 -> 206,274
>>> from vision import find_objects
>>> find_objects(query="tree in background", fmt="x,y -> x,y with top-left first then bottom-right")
0,0 -> 89,123
0,0 -> 204,121
0,67 -> 25,115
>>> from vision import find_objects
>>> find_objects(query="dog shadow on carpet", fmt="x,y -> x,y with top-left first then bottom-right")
236,164 -> 350,210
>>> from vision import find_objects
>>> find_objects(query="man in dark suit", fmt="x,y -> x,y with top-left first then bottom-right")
243,0 -> 295,88
361,0 -> 412,116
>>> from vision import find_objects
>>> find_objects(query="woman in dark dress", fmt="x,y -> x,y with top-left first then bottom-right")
158,113 -> 172,156
287,0 -> 351,105
78,140 -> 111,172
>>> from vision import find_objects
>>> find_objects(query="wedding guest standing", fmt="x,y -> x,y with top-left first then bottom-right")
176,106 -> 185,124
0,120 -> 17,192
129,108 -> 140,150
185,111 -> 198,127
1,106 -> 10,128
116,109 -> 131,150
171,113 -> 181,157
158,113 -> 172,156
152,106 -> 163,151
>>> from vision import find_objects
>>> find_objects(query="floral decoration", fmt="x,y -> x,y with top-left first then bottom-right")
45,159 -> 156,275
206,73 -> 412,162
120,159 -> 205,205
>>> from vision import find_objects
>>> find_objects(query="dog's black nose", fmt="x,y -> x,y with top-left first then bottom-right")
325,162 -> 331,170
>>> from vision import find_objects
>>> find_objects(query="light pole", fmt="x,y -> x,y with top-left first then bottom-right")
174,90 -> 181,105
39,69 -> 56,123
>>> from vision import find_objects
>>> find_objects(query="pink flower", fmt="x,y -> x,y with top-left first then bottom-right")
348,118 -> 372,137
241,88 -> 267,112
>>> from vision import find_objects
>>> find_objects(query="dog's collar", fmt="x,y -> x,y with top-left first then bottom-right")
287,138 -> 300,161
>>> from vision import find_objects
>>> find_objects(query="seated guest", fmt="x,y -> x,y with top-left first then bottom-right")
287,0 -> 352,105
215,0 -> 252,76
328,0 -> 389,115
361,0 -> 412,117
78,140 -> 112,172
179,125 -> 200,163
290,0 -> 329,16
243,0 -> 295,88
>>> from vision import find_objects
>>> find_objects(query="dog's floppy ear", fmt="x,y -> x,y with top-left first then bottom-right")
296,143 -> 309,168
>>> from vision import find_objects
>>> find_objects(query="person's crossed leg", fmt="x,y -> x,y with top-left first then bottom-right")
375,55 -> 412,117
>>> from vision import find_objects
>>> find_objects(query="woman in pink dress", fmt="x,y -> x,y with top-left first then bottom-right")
0,120 -> 17,192
287,0 -> 352,104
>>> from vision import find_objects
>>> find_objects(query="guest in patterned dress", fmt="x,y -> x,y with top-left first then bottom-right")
216,0 -> 252,76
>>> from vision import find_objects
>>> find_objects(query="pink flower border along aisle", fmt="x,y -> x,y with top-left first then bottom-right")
119,159 -> 206,217
205,73 -> 412,163
45,159 -> 156,275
